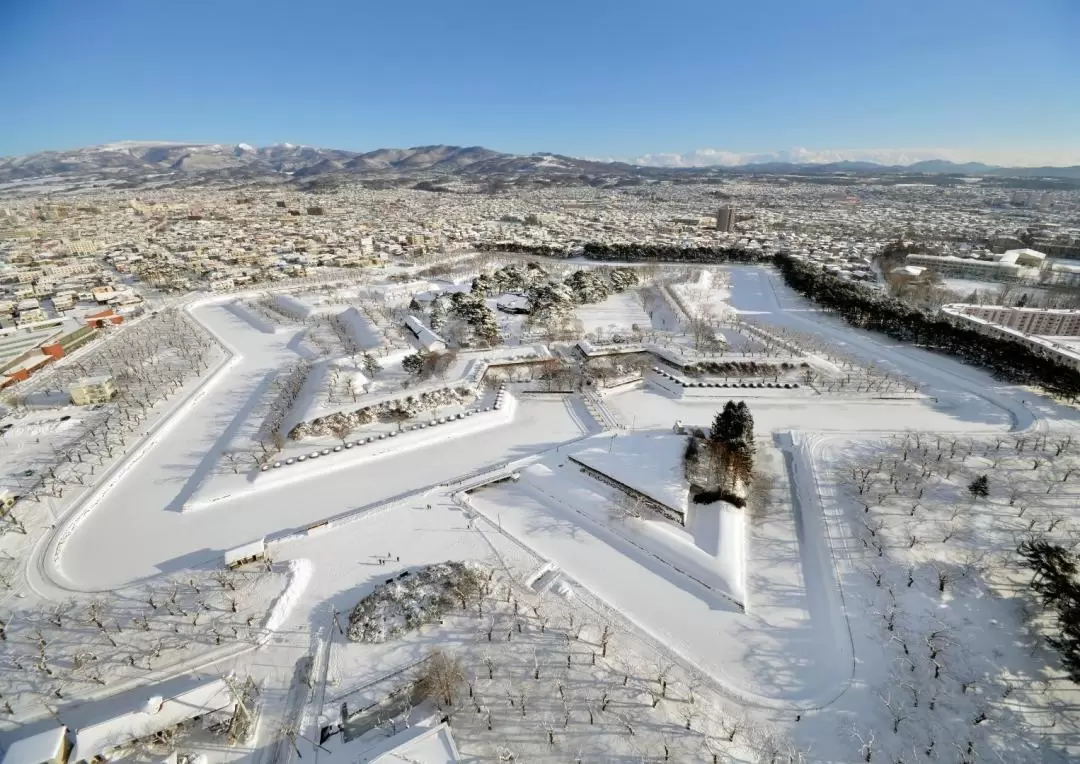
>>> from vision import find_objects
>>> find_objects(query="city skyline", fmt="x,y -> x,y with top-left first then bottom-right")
1,0 -> 1077,162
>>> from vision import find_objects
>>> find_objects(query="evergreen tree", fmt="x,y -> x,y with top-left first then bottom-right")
1018,538 -> 1080,682
732,401 -> 756,459
608,267 -> 640,292
361,353 -> 382,378
471,274 -> 496,297
968,474 -> 990,499
429,295 -> 450,331
402,351 -> 427,376
708,400 -> 756,490
710,401 -> 740,445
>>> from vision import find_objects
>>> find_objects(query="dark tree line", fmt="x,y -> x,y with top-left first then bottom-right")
773,254 -> 1080,399
476,242 -> 771,264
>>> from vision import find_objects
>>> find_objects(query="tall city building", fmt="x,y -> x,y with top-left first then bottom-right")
716,207 -> 736,232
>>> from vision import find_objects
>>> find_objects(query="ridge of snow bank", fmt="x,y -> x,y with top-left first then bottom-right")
261,558 -> 313,643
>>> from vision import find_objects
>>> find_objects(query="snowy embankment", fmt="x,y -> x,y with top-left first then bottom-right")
273,293 -> 316,321
570,433 -> 688,512
183,393 -> 519,511
534,443 -> 747,608
260,558 -> 313,644
223,299 -> 278,334
728,267 -> 1039,431
774,431 -> 854,681
336,306 -> 383,350
466,473 -> 820,702
647,370 -> 813,399
284,358 -> 334,431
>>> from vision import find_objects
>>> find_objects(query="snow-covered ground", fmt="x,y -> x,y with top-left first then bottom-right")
569,431 -> 689,511
574,290 -> 652,336
5,263 -> 1080,762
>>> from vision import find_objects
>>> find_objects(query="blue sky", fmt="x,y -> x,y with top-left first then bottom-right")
1,0 -> 1078,164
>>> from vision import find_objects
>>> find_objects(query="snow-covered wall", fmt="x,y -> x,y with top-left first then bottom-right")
47,349 -> 241,589
273,293 -> 316,321
185,394 -> 518,511
336,307 -> 383,350
224,300 -> 278,334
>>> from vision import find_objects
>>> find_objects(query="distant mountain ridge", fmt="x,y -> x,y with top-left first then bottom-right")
1,142 -> 1079,188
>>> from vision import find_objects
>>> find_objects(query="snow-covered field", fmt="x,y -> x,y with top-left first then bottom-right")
574,290 -> 652,335
3,262 -> 1080,762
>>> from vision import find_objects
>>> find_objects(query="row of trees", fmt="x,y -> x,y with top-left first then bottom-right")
255,360 -> 311,454
773,254 -> 1080,400
476,242 -> 771,265
472,261 -> 641,307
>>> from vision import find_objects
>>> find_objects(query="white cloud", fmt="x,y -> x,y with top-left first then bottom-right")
627,147 -> 1080,168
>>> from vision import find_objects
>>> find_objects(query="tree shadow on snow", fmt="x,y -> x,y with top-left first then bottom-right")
162,369 -> 280,512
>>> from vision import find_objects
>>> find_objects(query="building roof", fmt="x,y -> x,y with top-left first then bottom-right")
11,353 -> 54,373
404,315 -> 447,351
369,723 -> 460,764
70,678 -> 233,764
324,720 -> 461,764
0,725 -> 66,764
72,375 -> 112,387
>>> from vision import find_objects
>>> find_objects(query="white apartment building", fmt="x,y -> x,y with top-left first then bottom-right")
941,304 -> 1080,370
907,254 -> 1021,280
906,248 -> 1046,281
948,305 -> 1080,336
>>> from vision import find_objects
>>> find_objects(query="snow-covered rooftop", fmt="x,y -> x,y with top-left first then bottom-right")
70,678 -> 234,764
0,725 -> 66,764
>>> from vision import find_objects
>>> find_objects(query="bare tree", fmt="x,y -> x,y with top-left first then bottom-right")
415,650 -> 465,708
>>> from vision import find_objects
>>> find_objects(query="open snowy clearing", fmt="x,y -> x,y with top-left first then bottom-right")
574,290 -> 652,336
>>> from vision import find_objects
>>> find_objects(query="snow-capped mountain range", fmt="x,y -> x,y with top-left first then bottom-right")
1,142 -> 1078,188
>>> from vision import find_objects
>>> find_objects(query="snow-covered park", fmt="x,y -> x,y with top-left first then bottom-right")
2,259 -> 1079,763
